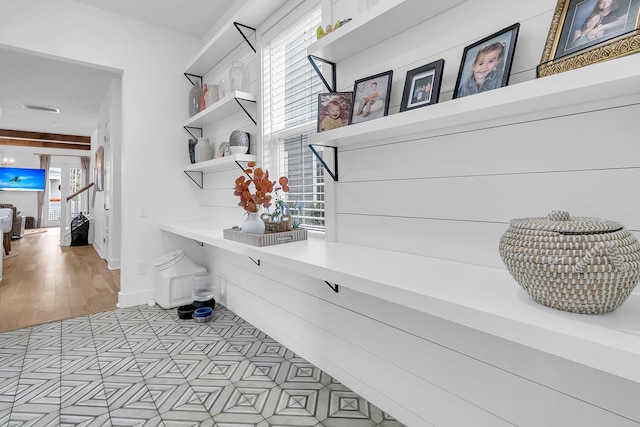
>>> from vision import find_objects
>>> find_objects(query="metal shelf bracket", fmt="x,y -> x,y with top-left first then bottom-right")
249,256 -> 261,266
307,55 -> 336,93
234,22 -> 257,53
309,144 -> 338,181
234,96 -> 257,125
184,171 -> 203,189
325,281 -> 339,293
184,126 -> 203,140
184,73 -> 203,86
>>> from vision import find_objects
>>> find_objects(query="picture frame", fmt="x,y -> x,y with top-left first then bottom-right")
453,23 -> 520,99
317,92 -> 352,132
538,0 -> 640,77
95,145 -> 104,192
349,70 -> 393,125
400,59 -> 445,112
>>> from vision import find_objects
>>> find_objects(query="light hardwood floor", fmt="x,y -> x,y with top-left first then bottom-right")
0,227 -> 119,332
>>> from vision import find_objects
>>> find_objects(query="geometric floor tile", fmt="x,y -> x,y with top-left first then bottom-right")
0,303 -> 406,427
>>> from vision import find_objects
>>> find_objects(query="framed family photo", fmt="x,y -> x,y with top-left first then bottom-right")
349,70 -> 393,125
400,59 -> 445,112
453,23 -> 520,99
538,0 -> 640,77
317,92 -> 352,132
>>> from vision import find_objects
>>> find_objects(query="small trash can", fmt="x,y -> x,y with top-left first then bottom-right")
154,250 -> 206,309
70,214 -> 90,246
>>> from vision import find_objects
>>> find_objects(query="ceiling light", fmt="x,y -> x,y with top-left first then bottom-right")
0,151 -> 14,166
22,104 -> 60,113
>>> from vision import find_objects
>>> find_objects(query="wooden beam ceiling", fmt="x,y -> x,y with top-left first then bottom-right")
0,129 -> 91,151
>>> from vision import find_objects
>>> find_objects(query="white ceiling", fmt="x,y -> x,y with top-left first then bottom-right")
73,0 -> 234,39
0,1 -> 239,139
0,47 -> 120,137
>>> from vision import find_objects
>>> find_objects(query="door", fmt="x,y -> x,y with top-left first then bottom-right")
42,161 -> 84,230
43,167 -> 61,228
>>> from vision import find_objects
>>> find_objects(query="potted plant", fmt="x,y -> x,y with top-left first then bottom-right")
234,161 -> 288,234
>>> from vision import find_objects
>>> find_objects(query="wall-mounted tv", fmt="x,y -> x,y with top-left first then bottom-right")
0,167 -> 46,191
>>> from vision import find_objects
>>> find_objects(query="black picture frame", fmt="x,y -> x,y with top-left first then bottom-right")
400,59 -> 445,112
538,0 -> 640,77
453,23 -> 520,99
317,92 -> 352,132
349,70 -> 393,125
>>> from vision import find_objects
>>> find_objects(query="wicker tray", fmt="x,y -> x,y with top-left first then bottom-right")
223,227 -> 307,247
499,210 -> 640,314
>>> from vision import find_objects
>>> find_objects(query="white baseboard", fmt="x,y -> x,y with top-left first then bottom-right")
117,288 -> 155,308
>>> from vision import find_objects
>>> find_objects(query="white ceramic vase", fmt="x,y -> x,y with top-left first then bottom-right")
229,130 -> 249,155
194,137 -> 212,163
241,212 -> 265,234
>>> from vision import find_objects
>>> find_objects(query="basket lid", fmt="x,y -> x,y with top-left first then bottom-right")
509,210 -> 623,233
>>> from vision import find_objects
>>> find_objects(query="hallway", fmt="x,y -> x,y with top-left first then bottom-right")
0,227 -> 119,332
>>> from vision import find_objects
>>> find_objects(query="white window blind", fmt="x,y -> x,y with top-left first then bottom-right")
263,3 -> 325,231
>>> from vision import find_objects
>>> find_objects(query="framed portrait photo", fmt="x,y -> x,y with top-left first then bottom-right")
317,92 -> 352,133
538,0 -> 640,77
349,70 -> 393,125
453,23 -> 520,99
400,59 -> 445,112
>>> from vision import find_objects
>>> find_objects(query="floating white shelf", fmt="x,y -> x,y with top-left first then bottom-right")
184,154 -> 256,174
183,91 -> 256,129
306,0 -> 467,63
309,54 -> 640,147
185,0 -> 289,76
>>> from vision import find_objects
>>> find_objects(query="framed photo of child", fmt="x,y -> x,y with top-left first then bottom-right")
400,59 -> 445,112
317,92 -> 352,133
538,0 -> 640,77
349,70 -> 393,125
453,23 -> 520,99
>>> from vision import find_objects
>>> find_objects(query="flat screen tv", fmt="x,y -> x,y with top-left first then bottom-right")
0,167 -> 46,191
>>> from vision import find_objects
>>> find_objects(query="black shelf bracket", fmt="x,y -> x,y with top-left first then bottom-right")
194,240 -> 204,247
325,281 -> 339,293
184,171 -> 204,189
249,256 -> 261,266
235,161 -> 253,177
307,55 -> 336,93
309,144 -> 338,181
234,96 -> 257,125
234,22 -> 257,53
184,126 -> 203,140
184,73 -> 203,86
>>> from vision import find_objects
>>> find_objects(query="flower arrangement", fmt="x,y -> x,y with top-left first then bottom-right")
234,161 -> 289,213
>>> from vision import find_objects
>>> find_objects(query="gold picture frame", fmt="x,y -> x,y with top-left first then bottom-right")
538,0 -> 640,77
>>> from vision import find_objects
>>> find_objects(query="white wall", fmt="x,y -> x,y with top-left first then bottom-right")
163,0 -> 640,426
0,0 -> 202,305
328,0 -> 640,270
92,78 -> 122,268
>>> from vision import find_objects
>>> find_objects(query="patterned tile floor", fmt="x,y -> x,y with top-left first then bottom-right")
0,303 -> 404,426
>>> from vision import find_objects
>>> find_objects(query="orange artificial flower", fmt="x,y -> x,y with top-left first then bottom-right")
234,164 -> 288,212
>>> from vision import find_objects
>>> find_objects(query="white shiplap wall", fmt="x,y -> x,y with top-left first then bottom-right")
329,0 -> 640,269
172,0 -> 640,425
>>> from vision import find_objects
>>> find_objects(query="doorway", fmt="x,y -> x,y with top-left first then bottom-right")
43,161 -> 87,241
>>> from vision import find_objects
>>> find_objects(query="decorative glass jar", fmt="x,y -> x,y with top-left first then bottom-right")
228,61 -> 249,92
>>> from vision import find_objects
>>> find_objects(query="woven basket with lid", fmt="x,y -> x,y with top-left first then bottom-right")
499,210 -> 640,314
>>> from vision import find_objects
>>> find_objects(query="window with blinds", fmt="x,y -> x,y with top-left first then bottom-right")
262,3 -> 324,232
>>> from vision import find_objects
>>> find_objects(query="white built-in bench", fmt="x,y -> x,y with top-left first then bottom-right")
160,220 -> 640,387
